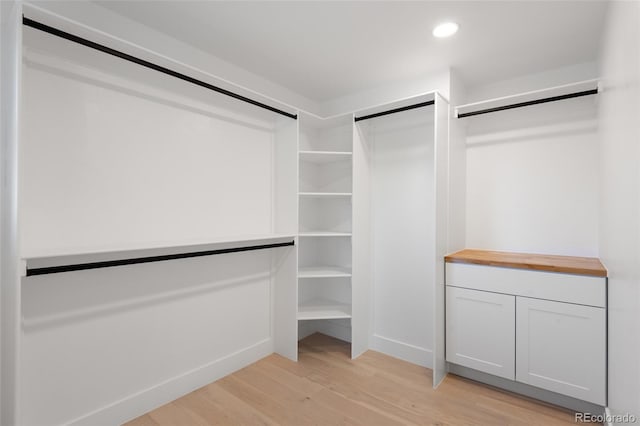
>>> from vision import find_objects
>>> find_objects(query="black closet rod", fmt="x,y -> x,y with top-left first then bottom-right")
23,16 -> 298,120
26,240 -> 295,276
354,100 -> 435,122
457,88 -> 598,118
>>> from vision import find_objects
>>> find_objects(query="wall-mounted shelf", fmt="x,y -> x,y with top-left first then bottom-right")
298,266 -> 352,278
22,234 -> 296,276
455,79 -> 599,118
299,151 -> 352,164
298,192 -> 352,198
297,299 -> 352,320
298,232 -> 352,237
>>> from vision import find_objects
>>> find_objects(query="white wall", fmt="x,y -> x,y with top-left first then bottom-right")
448,70 -> 467,252
0,1 -> 22,424
368,108 -> 435,367
464,81 -> 599,257
598,1 -> 640,422
21,27 -> 277,254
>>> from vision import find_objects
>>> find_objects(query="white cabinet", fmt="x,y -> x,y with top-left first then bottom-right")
446,287 -> 515,379
516,297 -> 606,405
445,256 -> 607,406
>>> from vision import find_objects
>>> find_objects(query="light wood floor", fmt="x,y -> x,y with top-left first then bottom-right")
125,333 -> 579,425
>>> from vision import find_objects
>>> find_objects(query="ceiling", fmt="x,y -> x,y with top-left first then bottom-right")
94,1 -> 608,103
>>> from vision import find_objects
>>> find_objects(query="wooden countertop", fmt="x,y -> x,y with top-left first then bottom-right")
445,249 -> 607,277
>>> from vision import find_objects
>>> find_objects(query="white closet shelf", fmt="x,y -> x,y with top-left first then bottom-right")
299,151 -> 352,164
297,299 -> 352,320
22,234 -> 296,275
298,266 -> 352,278
454,79 -> 599,118
298,232 -> 352,237
298,192 -> 352,198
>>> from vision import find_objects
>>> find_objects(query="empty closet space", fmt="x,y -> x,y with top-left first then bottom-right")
352,94 -> 450,373
3,2 -> 638,425
358,106 -> 435,358
461,81 -> 599,256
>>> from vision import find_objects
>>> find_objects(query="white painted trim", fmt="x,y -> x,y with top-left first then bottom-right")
449,363 -> 605,415
370,334 -> 433,368
67,338 -> 273,426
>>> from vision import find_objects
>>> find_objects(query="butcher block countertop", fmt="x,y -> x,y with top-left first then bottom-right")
445,249 -> 607,277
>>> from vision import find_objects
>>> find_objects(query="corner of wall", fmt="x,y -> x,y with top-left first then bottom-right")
596,0 -> 640,421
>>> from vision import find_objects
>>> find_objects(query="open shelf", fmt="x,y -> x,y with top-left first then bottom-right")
455,79 -> 599,118
22,234 -> 296,274
299,151 -> 352,164
297,299 -> 352,320
298,266 -> 352,278
299,192 -> 352,198
299,232 -> 352,237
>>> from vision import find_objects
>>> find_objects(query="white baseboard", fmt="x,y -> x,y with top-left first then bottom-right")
68,338 -> 273,426
448,363 -> 605,415
370,334 -> 433,368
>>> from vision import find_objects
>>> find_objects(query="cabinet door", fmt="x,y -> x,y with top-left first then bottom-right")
516,297 -> 606,405
446,286 -> 515,379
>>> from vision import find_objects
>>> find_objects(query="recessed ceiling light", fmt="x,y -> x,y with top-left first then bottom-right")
433,22 -> 459,38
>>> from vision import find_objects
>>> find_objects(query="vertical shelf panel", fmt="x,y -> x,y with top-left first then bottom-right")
351,117 -> 372,359
433,93 -> 450,388
273,116 -> 299,361
1,2 -> 23,424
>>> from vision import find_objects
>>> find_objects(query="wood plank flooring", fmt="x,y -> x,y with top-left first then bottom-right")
125,333 -> 579,425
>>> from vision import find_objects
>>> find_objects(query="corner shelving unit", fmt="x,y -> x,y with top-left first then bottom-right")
297,113 -> 354,341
